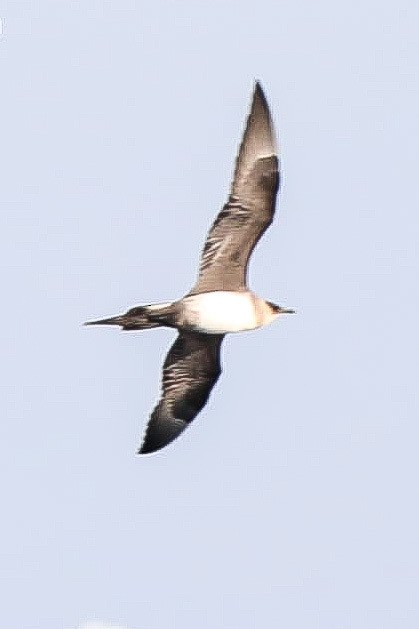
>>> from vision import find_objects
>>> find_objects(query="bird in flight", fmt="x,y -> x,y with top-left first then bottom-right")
86,82 -> 294,455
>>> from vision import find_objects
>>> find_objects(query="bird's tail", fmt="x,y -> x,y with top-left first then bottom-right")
84,304 -> 175,331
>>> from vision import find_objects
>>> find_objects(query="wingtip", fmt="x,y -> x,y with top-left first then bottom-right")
252,80 -> 269,110
137,431 -> 179,456
253,79 -> 265,96
137,440 -> 161,456
233,79 -> 277,165
137,445 -> 152,456
136,439 -> 168,456
137,412 -> 188,455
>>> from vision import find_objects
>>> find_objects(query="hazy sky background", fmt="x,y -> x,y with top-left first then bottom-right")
1,1 -> 418,628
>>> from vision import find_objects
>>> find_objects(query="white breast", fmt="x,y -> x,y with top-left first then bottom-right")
182,291 -> 260,334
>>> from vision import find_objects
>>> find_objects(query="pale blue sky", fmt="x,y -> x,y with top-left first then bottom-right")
1,1 -> 418,628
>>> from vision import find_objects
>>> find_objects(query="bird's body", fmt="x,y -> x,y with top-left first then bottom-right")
86,82 -> 294,454
97,291 -> 282,334
179,290 -> 280,334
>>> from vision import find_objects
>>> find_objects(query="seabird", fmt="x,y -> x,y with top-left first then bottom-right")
86,82 -> 294,455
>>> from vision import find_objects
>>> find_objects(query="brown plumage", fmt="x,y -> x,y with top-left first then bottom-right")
140,332 -> 224,454
85,82 -> 293,455
189,83 -> 279,294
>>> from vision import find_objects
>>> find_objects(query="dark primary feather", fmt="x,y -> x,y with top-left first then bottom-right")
189,82 -> 280,295
139,332 -> 224,454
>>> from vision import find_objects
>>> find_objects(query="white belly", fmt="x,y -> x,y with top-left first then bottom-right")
183,291 -> 260,334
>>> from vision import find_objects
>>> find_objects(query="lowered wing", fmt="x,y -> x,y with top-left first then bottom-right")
139,331 -> 224,454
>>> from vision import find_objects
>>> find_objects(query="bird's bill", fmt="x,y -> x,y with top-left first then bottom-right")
278,307 -> 295,314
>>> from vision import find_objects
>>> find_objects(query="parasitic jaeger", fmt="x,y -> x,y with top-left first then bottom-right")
86,82 -> 294,455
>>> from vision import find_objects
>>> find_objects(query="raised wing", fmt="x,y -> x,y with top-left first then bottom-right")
189,82 -> 280,295
139,332 -> 224,454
